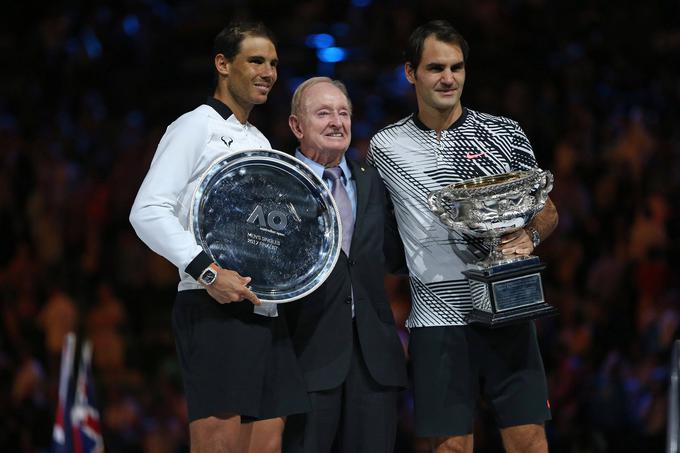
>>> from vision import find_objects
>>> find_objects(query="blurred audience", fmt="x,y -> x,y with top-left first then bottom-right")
1,1 -> 679,451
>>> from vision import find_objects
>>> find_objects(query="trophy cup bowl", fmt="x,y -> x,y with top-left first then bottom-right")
191,149 -> 341,303
428,169 -> 558,327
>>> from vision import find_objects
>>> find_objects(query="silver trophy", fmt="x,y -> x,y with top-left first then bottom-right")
428,169 -> 557,327
191,149 -> 341,303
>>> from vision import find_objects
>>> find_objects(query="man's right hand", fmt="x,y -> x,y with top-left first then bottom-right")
204,265 -> 261,305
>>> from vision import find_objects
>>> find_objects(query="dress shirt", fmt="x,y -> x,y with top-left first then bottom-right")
295,150 -> 357,317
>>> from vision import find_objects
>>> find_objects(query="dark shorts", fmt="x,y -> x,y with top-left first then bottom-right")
409,322 -> 551,437
172,290 -> 310,422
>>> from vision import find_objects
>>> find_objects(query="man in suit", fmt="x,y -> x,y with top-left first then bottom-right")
277,77 -> 407,453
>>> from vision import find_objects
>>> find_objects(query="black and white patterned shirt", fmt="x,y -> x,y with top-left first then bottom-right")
368,107 -> 538,327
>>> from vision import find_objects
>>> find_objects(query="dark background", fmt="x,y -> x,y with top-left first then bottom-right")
1,0 -> 679,451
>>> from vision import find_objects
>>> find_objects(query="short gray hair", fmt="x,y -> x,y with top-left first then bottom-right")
290,77 -> 353,117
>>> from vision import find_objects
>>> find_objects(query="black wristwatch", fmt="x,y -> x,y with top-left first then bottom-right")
525,226 -> 541,248
198,266 -> 218,286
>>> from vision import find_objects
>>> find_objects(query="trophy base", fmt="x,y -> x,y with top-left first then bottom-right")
466,303 -> 558,328
463,258 -> 558,328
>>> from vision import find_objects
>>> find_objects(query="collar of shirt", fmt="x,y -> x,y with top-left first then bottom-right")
295,149 -> 351,182
205,97 -> 250,129
205,97 -> 233,120
295,149 -> 357,216
412,106 -> 468,132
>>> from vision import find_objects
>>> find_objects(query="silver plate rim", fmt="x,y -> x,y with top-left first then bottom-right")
189,149 -> 342,303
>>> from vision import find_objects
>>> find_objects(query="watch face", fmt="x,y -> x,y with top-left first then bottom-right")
201,268 -> 217,285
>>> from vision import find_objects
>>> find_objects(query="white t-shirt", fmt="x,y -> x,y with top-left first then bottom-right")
130,98 -> 277,316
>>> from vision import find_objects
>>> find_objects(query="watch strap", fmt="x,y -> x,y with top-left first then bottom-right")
185,250 -> 213,280
525,226 -> 541,247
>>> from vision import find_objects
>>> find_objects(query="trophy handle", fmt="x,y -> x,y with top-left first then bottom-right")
535,170 -> 554,205
428,191 -> 460,227
427,191 -> 444,215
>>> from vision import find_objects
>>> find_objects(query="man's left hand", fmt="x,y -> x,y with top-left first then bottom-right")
500,229 -> 534,256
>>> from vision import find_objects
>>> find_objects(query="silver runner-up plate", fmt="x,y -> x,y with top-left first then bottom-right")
191,149 -> 341,303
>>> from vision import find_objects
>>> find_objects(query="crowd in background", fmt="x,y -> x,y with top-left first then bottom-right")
1,1 -> 679,451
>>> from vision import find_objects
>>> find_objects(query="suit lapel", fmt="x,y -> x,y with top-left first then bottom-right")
348,159 -> 371,252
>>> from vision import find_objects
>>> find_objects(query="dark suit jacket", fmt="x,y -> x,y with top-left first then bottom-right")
285,159 -> 408,392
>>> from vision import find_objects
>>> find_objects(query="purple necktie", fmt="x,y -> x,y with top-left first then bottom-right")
324,167 -> 354,255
